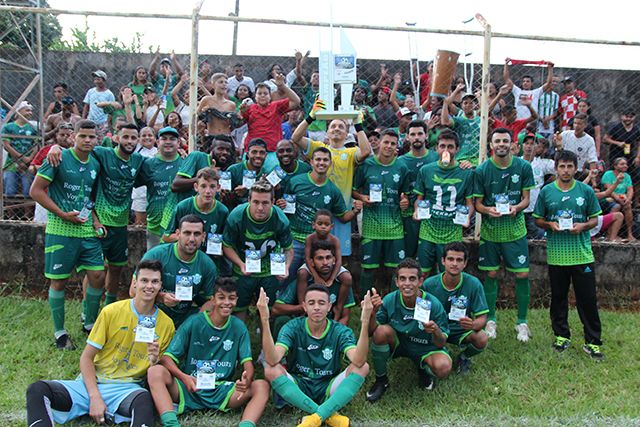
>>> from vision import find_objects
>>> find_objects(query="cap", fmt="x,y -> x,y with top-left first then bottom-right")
622,108 -> 636,116
397,107 -> 413,118
92,70 -> 107,80
379,86 -> 391,95
17,101 -> 33,111
523,132 -> 536,141
563,76 -> 573,83
143,84 -> 156,93
61,96 -> 74,105
367,130 -> 381,139
158,126 -> 179,138
247,138 -> 267,149
160,57 -> 172,66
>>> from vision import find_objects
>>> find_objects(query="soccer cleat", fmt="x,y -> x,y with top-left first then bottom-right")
583,343 -> 604,361
55,334 -> 76,351
325,412 -> 350,427
417,369 -> 435,391
456,354 -> 472,375
515,323 -> 531,342
485,320 -> 497,339
297,413 -> 322,427
552,336 -> 571,352
366,375 -> 389,403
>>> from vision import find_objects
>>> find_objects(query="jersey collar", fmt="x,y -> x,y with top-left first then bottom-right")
305,318 -> 331,339
172,242 -> 197,264
70,147 -> 90,164
399,289 -> 426,309
193,196 -> 216,214
553,179 -> 576,192
129,299 -> 158,320
245,204 -> 273,224
203,311 -> 231,330
490,156 -> 513,170
440,272 -> 463,292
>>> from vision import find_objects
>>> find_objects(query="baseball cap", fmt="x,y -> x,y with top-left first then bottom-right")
563,76 -> 573,83
158,126 -> 179,138
17,101 -> 33,111
92,70 -> 107,80
61,96 -> 74,105
247,138 -> 267,149
160,57 -> 172,66
397,107 -> 413,118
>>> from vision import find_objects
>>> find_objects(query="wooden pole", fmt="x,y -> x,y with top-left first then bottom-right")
188,0 -> 205,153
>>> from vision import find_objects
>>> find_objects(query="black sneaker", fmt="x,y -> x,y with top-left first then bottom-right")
583,343 -> 604,361
552,336 -> 571,352
417,369 -> 435,390
55,334 -> 76,351
456,354 -> 472,375
366,375 -> 389,402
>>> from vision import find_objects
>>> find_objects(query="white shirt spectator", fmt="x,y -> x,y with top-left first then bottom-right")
560,130 -> 597,171
512,86 -> 544,119
83,87 -> 115,125
227,75 -> 255,98
524,156 -> 556,213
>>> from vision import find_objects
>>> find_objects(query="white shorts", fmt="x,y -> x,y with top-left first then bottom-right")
131,186 -> 147,212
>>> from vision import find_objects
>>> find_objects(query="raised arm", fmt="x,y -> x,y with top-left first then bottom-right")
291,99 -> 326,152
354,111 -> 372,162
274,73 -> 300,110
503,59 -> 514,90
390,73 -> 402,112
542,62 -> 555,92
149,48 -> 160,80
488,84 -> 510,116
171,51 -> 185,77
344,291 -> 372,368
256,287 -> 287,366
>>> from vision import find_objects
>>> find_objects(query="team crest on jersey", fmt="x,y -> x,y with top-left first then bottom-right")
90,170 -> 97,179
341,153 -> 348,161
511,174 -> 520,184
131,168 -> 137,176
193,274 -> 202,285
324,195 -> 331,204
223,339 -> 233,351
398,250 -> 405,259
393,174 -> 400,183
330,294 -> 337,304
210,224 -> 218,233
518,255 -> 526,264
322,348 -> 333,360
417,322 -> 425,330
576,197 -> 585,206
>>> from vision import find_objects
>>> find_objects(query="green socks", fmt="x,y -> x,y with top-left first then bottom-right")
515,277 -> 530,324
483,276 -> 499,321
272,375 -> 318,414
463,343 -> 484,358
372,343 -> 391,377
316,373 -> 365,420
84,286 -> 103,329
238,421 -> 256,427
104,292 -> 118,306
49,289 -> 66,337
160,411 -> 180,427
360,268 -> 375,296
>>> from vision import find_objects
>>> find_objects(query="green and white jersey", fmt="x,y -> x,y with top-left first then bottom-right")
414,162 -> 474,243
398,151 -> 438,218
165,312 -> 252,382
175,151 -> 214,201
451,115 -> 481,163
222,203 -> 293,277
37,148 -> 100,238
136,154 -> 183,236
227,160 -> 264,205
141,243 -> 217,327
264,160 -> 311,196
276,317 -> 357,381
275,265 -> 356,313
422,273 -> 489,337
473,156 -> 535,242
284,173 -> 348,243
533,180 -> 601,266
376,290 -> 449,355
93,146 -> 145,227
352,156 -> 410,240
1,121 -> 37,171
165,197 -> 229,253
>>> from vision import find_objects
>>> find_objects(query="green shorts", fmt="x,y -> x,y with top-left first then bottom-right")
100,226 -> 129,266
289,369 -> 348,404
176,378 -> 235,414
446,329 -> 474,347
478,237 -> 529,272
403,216 -> 420,259
361,238 -> 406,269
44,234 -> 104,279
393,335 -> 451,368
417,240 -> 446,273
234,274 -> 279,311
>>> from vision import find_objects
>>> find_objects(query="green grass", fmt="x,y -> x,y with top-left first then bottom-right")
1,295 -> 639,426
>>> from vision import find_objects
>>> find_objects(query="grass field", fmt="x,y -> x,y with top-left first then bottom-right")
1,295 -> 639,426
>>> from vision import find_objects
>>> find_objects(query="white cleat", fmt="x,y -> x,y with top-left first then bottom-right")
485,320 -> 497,339
515,323 -> 531,342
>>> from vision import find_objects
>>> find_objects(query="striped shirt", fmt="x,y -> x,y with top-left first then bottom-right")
537,91 -> 559,135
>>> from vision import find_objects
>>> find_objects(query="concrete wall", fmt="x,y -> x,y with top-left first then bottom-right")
1,221 -> 638,308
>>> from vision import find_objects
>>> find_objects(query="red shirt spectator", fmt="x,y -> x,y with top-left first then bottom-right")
243,97 -> 291,152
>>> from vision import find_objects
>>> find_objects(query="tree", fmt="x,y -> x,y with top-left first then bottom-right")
0,0 -> 62,50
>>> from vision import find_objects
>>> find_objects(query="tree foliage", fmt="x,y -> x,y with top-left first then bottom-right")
0,0 -> 62,50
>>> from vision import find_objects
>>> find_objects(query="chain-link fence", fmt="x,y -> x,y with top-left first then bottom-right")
2,5 -> 640,227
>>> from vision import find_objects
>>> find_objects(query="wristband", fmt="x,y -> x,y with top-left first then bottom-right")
354,123 -> 364,133
305,115 -> 315,124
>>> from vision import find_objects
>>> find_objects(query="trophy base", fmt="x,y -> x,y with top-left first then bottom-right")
315,111 -> 359,120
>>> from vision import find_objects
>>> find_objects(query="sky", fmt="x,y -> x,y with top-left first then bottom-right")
46,0 -> 640,71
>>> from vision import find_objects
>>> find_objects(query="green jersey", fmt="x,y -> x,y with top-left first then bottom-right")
275,265 -> 356,313
141,243 -> 217,327
37,148 -> 100,238
284,173 -> 348,243
165,197 -> 229,253
222,203 -> 293,277
422,273 -> 489,337
451,115 -> 481,164
398,150 -> 438,218
1,121 -> 37,171
264,160 -> 311,198
92,146 -> 145,227
414,162 -> 474,243
352,156 -> 410,240
165,312 -> 252,381
376,290 -> 449,355
533,180 -> 601,266
227,160 -> 264,206
276,317 -> 357,381
175,151 -> 214,201
473,156 -> 535,242
136,154 -> 183,235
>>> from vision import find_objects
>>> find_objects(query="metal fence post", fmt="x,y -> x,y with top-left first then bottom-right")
188,1 -> 205,153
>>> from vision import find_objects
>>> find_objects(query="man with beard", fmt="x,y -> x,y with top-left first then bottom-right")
533,150 -> 604,360
473,128 -> 535,342
224,138 -> 268,208
263,139 -> 311,199
139,215 -> 217,328
398,121 -> 438,259
604,109 -> 640,186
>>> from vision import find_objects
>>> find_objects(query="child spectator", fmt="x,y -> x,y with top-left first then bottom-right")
304,209 -> 342,287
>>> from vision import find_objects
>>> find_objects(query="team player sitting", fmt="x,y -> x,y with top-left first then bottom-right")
422,242 -> 489,374
26,260 -> 175,427
147,277 -> 270,427
258,286 -> 373,427
367,258 -> 451,403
